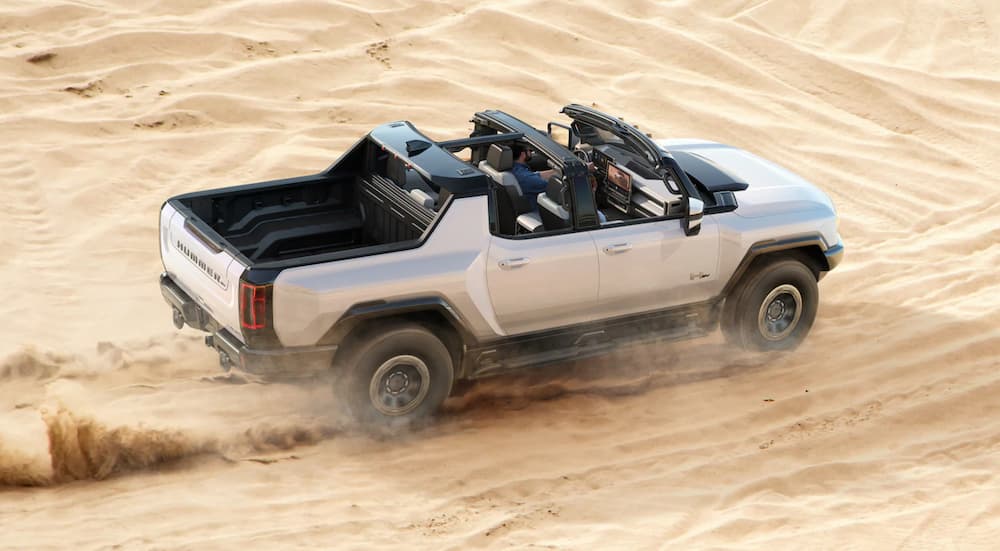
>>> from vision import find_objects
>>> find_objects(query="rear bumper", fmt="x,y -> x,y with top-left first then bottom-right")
205,328 -> 337,379
160,273 -> 337,379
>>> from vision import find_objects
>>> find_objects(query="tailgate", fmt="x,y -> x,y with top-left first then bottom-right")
160,202 -> 247,342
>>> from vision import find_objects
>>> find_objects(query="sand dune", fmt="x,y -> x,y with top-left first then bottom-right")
2,0 -> 999,549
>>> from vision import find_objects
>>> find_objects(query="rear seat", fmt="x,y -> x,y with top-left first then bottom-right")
409,188 -> 435,209
387,156 -> 439,209
516,211 -> 544,234
402,168 -> 439,208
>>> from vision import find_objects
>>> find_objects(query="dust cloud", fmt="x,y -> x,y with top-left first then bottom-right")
0,340 -> 344,487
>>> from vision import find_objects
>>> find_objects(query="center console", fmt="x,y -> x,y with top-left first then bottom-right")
604,163 -> 633,214
591,146 -> 680,218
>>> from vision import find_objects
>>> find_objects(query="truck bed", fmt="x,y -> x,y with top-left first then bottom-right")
171,171 -> 436,266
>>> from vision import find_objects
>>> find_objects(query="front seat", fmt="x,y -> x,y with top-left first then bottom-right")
479,145 -> 531,235
537,176 -> 572,231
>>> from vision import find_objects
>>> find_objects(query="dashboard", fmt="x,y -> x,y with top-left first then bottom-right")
587,144 -> 682,218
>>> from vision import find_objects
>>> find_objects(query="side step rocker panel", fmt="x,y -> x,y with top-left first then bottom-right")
464,299 -> 722,379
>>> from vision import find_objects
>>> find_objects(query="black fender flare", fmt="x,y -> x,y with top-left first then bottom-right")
319,296 -> 478,349
721,234 -> 838,297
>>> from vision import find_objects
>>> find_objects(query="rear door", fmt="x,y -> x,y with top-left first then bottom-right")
486,232 -> 599,335
589,217 -> 720,319
160,202 -> 247,340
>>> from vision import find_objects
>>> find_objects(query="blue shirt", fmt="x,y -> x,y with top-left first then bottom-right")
510,161 -> 548,211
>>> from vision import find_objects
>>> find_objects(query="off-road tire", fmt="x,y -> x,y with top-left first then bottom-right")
721,259 -> 819,351
335,323 -> 454,429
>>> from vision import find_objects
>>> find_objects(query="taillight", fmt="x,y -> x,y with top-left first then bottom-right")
238,278 -> 280,349
240,281 -> 271,330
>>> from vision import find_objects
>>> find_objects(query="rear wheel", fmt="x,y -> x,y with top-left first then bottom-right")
335,323 -> 454,428
722,259 -> 818,351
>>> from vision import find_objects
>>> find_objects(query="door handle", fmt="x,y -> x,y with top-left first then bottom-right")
498,257 -> 531,270
602,243 -> 632,255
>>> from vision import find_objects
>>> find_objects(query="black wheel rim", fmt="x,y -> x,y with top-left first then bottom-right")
369,355 -> 430,416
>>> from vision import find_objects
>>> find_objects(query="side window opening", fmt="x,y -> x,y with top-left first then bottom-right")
477,139 -> 575,239
487,177 -> 573,239
589,165 -> 686,226
487,177 -> 571,239
567,127 -> 688,229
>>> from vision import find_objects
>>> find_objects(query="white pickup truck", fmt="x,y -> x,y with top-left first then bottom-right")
159,104 -> 843,426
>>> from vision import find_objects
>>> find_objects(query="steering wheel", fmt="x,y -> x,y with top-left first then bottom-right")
574,149 -> 601,191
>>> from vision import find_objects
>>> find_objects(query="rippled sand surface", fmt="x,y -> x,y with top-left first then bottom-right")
2,1 -> 999,549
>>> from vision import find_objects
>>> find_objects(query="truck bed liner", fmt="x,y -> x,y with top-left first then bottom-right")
172,169 -> 438,266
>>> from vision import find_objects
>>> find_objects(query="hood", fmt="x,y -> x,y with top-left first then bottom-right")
656,139 -> 835,219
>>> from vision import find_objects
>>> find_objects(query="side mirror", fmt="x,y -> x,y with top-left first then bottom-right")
683,197 -> 703,236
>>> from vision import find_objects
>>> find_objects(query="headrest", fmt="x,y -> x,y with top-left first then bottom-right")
546,176 -> 567,206
487,144 -> 513,172
409,188 -> 435,209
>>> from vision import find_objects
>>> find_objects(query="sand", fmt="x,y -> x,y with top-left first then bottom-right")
1,0 -> 999,549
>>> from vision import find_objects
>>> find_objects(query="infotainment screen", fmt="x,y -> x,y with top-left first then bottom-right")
607,164 -> 632,193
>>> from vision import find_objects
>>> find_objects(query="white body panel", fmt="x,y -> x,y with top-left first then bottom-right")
486,232 -> 599,335
272,197 -> 502,347
589,217 -> 720,319
658,139 -> 838,220
159,203 -> 247,341
657,139 -> 842,271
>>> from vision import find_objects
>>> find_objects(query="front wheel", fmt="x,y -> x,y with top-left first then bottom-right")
335,323 -> 454,428
721,259 -> 819,351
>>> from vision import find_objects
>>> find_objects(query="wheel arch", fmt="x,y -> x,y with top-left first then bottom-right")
323,297 -> 473,379
722,235 -> 831,297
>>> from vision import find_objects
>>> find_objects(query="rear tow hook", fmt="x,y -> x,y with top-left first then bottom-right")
203,335 -> 232,371
218,350 -> 233,372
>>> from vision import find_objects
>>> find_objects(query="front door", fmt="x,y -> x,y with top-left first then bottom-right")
589,217 -> 720,319
486,233 -> 599,335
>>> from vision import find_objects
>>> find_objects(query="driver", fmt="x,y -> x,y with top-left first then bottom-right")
510,142 -> 556,211
511,142 -> 607,224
